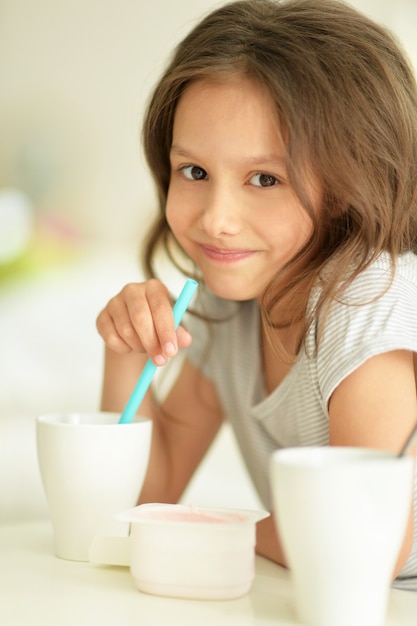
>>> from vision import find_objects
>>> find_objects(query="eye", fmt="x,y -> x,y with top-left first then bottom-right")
181,165 -> 208,181
250,173 -> 280,188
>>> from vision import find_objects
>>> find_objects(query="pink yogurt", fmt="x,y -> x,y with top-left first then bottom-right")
129,504 -> 246,525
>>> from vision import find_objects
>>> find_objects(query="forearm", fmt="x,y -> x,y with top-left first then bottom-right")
100,346 -> 154,417
256,514 -> 288,567
138,359 -> 224,505
137,416 -> 180,504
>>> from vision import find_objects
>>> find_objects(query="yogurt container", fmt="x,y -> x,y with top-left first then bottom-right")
117,503 -> 270,600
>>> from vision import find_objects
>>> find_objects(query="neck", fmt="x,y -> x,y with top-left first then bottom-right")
260,316 -> 300,394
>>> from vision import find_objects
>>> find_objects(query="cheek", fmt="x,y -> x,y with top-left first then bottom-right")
165,188 -> 177,231
166,183 -> 200,234
165,189 -> 188,239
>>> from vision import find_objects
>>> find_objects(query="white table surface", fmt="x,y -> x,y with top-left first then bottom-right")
1,521 -> 417,626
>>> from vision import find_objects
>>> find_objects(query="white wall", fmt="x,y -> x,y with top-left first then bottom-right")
0,0 -> 225,244
0,0 -> 416,245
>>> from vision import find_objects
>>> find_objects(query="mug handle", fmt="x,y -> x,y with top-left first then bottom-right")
88,534 -> 130,567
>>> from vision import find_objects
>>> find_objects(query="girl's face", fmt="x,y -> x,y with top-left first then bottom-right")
167,76 -> 319,301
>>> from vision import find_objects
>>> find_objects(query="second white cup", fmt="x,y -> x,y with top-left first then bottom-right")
36,411 -> 152,561
270,446 -> 414,626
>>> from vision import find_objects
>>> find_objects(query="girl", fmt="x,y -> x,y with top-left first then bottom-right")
96,0 -> 417,589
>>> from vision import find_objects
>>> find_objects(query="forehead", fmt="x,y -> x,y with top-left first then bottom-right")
172,75 -> 286,153
176,74 -> 280,117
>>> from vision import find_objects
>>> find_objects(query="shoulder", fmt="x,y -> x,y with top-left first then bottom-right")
311,252 -> 417,401
345,251 -> 417,299
322,251 -> 417,330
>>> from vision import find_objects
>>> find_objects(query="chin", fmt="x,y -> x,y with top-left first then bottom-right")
203,277 -> 261,302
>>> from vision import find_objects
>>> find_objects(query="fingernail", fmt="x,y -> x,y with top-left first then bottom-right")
164,342 -> 176,357
154,354 -> 166,366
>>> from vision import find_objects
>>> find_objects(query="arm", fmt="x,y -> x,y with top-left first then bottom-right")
97,279 -> 192,418
139,357 -> 224,503
329,349 -> 417,579
256,350 -> 417,573
256,514 -> 288,566
97,279 -> 224,504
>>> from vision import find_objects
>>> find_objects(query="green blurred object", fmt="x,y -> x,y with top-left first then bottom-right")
0,232 -> 76,283
0,188 -> 78,284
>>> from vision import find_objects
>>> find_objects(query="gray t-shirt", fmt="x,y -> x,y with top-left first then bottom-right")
186,251 -> 417,589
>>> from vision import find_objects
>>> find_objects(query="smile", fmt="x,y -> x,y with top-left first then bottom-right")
200,244 -> 257,264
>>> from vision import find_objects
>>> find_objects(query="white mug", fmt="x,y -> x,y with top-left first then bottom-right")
270,446 -> 414,626
36,412 -> 152,561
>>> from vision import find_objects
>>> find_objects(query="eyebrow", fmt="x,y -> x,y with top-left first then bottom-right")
170,144 -> 287,168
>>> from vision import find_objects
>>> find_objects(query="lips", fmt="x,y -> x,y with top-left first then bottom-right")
200,244 -> 256,263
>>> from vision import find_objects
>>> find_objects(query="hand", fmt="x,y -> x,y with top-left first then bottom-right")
96,279 -> 192,365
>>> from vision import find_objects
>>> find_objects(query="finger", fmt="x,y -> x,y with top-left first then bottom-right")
147,283 -> 179,359
96,307 -> 134,354
103,290 -> 146,353
176,325 -> 192,349
125,281 -> 176,365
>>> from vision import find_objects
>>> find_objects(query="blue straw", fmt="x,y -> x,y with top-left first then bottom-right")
118,278 -> 198,424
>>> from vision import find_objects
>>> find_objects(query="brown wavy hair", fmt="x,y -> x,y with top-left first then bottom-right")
141,0 -> 417,348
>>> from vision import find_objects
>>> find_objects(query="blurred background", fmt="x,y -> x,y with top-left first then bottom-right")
1,0 -> 416,252
1,0 -> 416,520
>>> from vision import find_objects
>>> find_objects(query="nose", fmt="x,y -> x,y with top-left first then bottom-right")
198,182 -> 242,238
